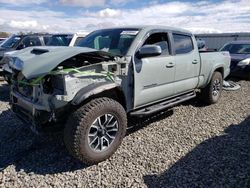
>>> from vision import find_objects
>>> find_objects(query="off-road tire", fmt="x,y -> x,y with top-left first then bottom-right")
64,97 -> 127,164
200,71 -> 223,104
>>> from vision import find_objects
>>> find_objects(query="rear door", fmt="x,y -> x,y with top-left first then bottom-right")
171,33 -> 200,94
134,31 -> 175,107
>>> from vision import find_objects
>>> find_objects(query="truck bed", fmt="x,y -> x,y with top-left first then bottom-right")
198,51 -> 231,87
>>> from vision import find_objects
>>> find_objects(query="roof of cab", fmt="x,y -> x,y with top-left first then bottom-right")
94,25 -> 192,35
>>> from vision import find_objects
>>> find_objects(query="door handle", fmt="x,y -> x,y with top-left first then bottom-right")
192,60 -> 198,64
166,62 -> 175,68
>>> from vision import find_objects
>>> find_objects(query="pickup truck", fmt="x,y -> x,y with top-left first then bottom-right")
8,26 -> 230,164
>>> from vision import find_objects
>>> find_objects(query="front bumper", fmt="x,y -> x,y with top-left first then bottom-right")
11,91 -> 51,131
10,90 -> 71,132
230,65 -> 250,78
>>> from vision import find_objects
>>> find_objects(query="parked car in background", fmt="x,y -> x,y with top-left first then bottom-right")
69,32 -> 87,46
0,33 -> 51,78
196,38 -> 208,51
0,37 -> 7,44
220,41 -> 250,80
45,32 -> 87,47
7,26 -> 230,164
45,34 -> 73,46
1,32 -> 87,82
0,33 -> 50,61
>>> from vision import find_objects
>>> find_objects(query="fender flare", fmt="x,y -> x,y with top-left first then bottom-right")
71,82 -> 120,106
206,66 -> 224,85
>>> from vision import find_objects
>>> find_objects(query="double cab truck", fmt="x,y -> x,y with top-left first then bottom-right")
7,26 -> 230,164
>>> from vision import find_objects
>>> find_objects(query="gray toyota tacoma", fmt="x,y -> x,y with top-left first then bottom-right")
7,26 -> 231,164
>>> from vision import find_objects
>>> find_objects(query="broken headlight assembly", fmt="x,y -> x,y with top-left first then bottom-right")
43,75 -> 65,95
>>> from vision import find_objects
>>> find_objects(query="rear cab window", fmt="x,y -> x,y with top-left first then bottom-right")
173,33 -> 194,54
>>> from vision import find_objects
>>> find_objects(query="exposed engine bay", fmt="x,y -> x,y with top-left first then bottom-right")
10,48 -> 131,129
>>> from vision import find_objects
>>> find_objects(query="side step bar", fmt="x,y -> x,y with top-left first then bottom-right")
130,91 -> 196,117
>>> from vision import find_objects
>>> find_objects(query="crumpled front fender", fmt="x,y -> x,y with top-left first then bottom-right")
71,82 -> 119,106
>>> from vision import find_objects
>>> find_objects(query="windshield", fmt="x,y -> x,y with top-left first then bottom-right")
1,35 -> 21,48
220,43 -> 250,54
46,34 -> 73,46
77,28 -> 139,56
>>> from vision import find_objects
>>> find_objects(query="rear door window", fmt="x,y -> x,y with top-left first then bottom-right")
173,34 -> 193,54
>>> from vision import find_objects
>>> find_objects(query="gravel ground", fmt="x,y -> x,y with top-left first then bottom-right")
0,80 -> 249,188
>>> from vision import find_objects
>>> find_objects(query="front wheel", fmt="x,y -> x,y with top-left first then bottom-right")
64,97 -> 127,164
200,71 -> 223,104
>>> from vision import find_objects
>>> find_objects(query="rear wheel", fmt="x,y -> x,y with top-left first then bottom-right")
201,71 -> 223,104
64,97 -> 127,164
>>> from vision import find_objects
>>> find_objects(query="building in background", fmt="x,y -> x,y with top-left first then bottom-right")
195,33 -> 250,51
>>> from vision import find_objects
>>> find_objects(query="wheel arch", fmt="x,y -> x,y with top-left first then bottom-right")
214,67 -> 224,78
207,66 -> 224,85
71,82 -> 127,111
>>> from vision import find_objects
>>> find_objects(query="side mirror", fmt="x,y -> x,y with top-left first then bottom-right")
137,45 -> 162,58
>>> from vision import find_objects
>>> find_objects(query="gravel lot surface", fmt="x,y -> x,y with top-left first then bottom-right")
0,80 -> 249,188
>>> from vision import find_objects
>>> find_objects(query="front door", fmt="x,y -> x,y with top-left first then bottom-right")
133,32 -> 175,108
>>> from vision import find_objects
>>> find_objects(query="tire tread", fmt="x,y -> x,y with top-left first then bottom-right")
64,97 -> 127,164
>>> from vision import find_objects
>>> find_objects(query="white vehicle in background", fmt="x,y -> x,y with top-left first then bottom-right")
69,32 -> 88,46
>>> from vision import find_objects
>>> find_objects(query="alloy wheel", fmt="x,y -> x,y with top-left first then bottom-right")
88,114 -> 119,152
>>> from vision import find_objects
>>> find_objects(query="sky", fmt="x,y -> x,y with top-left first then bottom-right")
0,0 -> 249,34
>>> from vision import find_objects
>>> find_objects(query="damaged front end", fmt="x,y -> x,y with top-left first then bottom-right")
10,47 -> 130,132
11,70 -> 70,132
